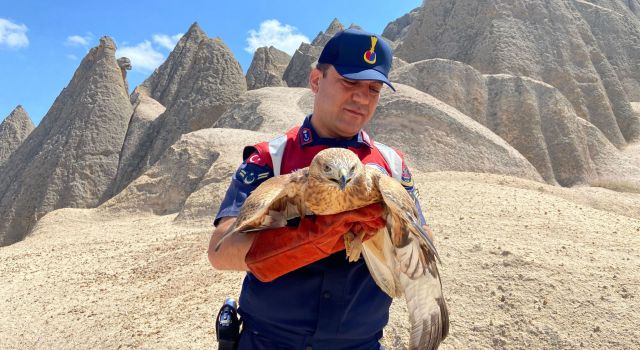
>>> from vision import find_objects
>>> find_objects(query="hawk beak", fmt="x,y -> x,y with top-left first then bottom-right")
339,169 -> 350,191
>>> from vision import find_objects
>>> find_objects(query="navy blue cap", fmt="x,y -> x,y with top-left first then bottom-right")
318,28 -> 395,91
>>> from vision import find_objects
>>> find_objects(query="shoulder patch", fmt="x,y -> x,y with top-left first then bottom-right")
401,163 -> 414,188
300,128 -> 313,145
246,152 -> 267,166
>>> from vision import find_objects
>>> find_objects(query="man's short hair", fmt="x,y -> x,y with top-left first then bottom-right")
315,63 -> 331,78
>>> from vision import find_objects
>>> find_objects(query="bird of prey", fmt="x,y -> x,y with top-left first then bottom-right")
217,148 -> 449,350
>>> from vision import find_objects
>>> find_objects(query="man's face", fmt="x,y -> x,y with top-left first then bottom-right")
309,65 -> 383,139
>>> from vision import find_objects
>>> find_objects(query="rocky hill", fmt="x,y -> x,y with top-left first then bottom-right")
0,105 -> 34,167
106,23 -> 247,200
390,59 -> 640,186
392,0 -> 640,147
0,37 -> 132,246
282,18 -> 345,88
245,46 -> 290,90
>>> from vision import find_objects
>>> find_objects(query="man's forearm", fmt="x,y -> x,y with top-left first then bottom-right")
208,217 -> 256,271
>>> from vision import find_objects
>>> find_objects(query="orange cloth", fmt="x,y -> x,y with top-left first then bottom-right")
245,203 -> 386,282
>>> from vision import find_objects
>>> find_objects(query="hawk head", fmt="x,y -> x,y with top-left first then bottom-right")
309,148 -> 364,191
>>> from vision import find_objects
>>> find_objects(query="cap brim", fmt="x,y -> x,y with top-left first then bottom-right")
333,65 -> 396,92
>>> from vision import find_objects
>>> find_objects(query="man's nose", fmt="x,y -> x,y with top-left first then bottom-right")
351,84 -> 370,104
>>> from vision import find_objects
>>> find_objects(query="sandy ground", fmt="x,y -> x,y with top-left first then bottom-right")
1,171 -> 639,349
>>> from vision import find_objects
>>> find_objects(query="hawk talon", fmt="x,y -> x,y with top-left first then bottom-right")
344,231 -> 365,262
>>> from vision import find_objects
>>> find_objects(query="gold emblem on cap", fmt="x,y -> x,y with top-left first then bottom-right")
363,36 -> 377,64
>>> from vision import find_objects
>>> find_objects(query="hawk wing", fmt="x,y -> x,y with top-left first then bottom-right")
360,229 -> 403,298
400,251 -> 450,350
366,171 -> 449,350
215,169 -> 308,251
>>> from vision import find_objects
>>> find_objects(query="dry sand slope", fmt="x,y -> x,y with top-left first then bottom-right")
1,172 -> 639,350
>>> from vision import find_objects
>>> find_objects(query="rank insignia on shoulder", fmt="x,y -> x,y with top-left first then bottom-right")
239,170 -> 270,185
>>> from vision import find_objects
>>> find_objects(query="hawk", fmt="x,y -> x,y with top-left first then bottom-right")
217,148 -> 449,350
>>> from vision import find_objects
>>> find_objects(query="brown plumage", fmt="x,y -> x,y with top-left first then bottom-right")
216,148 -> 449,350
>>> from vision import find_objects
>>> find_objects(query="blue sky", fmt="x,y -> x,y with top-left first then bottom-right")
1,1 -> 421,126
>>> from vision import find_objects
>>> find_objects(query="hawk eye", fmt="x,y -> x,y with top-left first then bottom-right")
350,165 -> 355,173
324,165 -> 332,172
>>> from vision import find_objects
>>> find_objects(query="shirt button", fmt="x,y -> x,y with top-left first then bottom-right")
323,291 -> 331,299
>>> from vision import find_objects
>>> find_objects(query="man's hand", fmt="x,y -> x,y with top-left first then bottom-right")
245,203 -> 386,282
208,217 -> 255,271
423,224 -> 434,241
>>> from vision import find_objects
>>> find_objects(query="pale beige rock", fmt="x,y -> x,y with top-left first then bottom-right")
391,56 -> 409,72
109,23 -> 246,198
390,59 -> 487,125
310,18 -> 345,47
213,87 -> 311,134
394,0 -> 640,146
572,0 -> 640,141
117,57 -> 131,93
622,141 -> 640,169
0,105 -> 34,167
0,37 -> 132,246
104,87 -> 165,200
370,84 -> 542,181
283,19 -> 344,88
138,22 -> 208,108
176,129 -> 274,223
392,58 -> 640,186
101,129 -> 250,216
486,74 -> 640,186
281,43 -> 323,88
382,6 -> 422,43
245,46 -> 290,90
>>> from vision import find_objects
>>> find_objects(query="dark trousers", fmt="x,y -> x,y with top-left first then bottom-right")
237,327 -> 384,350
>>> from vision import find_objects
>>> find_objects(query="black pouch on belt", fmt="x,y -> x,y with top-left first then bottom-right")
216,297 -> 242,350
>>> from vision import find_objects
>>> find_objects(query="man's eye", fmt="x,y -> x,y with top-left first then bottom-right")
370,87 -> 381,94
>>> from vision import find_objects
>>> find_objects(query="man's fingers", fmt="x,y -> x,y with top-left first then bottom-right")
422,224 -> 434,241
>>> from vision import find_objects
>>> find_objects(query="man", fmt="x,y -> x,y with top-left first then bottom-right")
208,28 -> 428,350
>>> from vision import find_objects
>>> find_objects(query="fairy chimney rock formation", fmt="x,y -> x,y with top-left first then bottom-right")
0,36 -> 132,246
0,105 -> 35,167
107,22 -> 246,199
391,58 -> 640,186
246,46 -> 291,90
393,0 -> 640,147
311,18 -> 345,47
283,18 -> 345,88
382,6 -> 422,43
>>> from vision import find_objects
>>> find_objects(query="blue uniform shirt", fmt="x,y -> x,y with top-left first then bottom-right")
214,116 -> 426,350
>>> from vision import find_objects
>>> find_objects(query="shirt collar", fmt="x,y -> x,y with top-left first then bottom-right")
298,115 -> 372,148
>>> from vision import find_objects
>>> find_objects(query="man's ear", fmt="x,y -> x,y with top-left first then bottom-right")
309,68 -> 322,93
